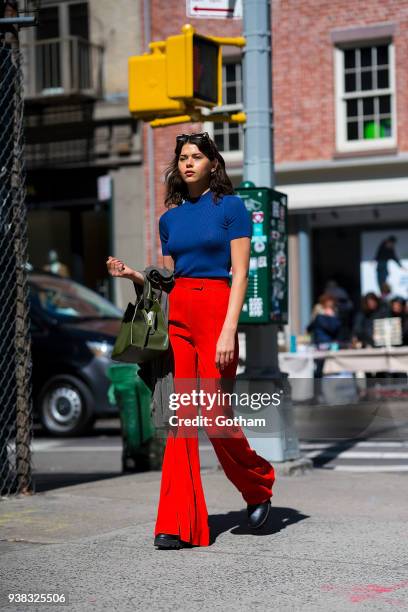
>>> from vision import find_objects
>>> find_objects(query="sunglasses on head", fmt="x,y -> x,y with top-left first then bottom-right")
176,131 -> 211,145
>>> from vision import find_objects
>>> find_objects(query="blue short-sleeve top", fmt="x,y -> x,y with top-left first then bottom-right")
158,190 -> 252,278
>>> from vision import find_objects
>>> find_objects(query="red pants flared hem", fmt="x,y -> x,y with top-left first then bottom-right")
154,277 -> 275,547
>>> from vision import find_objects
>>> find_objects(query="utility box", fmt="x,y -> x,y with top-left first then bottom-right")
235,183 -> 288,325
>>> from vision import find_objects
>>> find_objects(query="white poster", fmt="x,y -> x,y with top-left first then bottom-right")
361,230 -> 408,298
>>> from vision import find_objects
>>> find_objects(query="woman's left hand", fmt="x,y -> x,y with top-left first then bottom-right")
215,328 -> 236,370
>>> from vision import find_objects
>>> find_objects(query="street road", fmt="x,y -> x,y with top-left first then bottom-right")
31,400 -> 408,492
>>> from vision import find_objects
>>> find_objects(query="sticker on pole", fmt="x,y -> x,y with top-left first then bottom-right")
252,211 -> 264,223
187,0 -> 242,19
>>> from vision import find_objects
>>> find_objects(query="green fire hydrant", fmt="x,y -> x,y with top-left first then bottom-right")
106,363 -> 156,473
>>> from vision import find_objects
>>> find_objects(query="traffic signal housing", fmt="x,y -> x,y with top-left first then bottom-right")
128,43 -> 185,117
129,24 -> 228,119
166,24 -> 221,107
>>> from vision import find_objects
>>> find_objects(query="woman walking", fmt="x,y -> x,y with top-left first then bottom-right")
106,131 -> 275,549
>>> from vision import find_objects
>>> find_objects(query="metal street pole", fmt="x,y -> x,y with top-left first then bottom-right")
243,0 -> 274,191
144,0 -> 157,265
241,0 -> 301,463
242,0 -> 278,379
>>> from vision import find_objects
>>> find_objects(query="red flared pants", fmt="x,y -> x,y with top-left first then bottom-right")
154,277 -> 275,546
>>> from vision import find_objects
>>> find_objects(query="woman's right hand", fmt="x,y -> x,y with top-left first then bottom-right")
106,256 -> 144,284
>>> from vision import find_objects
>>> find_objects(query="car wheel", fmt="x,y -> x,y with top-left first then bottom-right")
38,375 -> 95,437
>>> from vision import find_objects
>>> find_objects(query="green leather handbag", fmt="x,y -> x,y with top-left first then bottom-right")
111,277 -> 169,364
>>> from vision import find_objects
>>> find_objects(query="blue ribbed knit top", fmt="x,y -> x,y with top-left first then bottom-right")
158,190 -> 252,278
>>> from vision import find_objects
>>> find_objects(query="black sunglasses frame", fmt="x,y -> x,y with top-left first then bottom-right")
175,131 -> 211,145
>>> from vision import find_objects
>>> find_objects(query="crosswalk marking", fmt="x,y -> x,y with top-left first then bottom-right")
303,440 -> 408,473
306,450 -> 408,460
328,465 -> 408,472
30,440 -> 63,450
31,442 -> 215,452
300,441 -> 408,449
32,444 -> 122,452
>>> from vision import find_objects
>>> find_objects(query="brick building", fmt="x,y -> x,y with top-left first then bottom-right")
143,0 -> 408,335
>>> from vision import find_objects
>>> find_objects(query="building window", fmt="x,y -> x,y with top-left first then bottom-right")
335,41 -> 396,152
206,60 -> 244,154
36,2 -> 89,41
213,121 -> 243,153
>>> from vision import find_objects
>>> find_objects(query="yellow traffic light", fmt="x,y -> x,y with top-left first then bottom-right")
128,42 -> 185,116
128,24 -> 245,121
166,24 -> 221,107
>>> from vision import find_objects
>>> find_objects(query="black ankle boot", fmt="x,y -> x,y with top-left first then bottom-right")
154,533 -> 182,549
247,500 -> 271,529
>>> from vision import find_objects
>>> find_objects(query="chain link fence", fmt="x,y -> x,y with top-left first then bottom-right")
0,42 -> 33,497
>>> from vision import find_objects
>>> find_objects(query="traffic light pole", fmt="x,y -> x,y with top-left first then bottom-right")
143,0 -> 157,265
242,0 -> 275,194
241,0 -> 302,464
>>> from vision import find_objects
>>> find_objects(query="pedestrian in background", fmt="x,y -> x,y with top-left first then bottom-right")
324,279 -> 354,343
43,249 -> 71,278
352,292 -> 389,348
307,294 -> 341,392
375,236 -> 407,292
390,297 -> 408,346
106,132 -> 274,550
307,293 -> 341,349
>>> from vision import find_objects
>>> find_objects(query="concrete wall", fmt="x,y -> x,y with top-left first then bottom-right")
89,0 -> 142,95
110,164 -> 146,310
90,0 -> 146,309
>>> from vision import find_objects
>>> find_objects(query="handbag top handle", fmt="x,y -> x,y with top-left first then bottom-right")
134,272 -> 162,311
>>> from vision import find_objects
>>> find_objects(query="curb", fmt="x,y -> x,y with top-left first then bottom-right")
273,456 -> 314,476
216,455 -> 313,477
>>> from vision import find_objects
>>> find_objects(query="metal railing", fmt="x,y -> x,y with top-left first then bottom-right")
22,35 -> 104,100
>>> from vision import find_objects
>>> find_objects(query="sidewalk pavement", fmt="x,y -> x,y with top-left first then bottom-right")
1,466 -> 407,612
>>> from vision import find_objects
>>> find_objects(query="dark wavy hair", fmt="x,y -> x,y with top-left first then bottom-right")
163,132 -> 234,208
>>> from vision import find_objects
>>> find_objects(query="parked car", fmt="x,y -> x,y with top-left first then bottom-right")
28,271 -> 123,436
